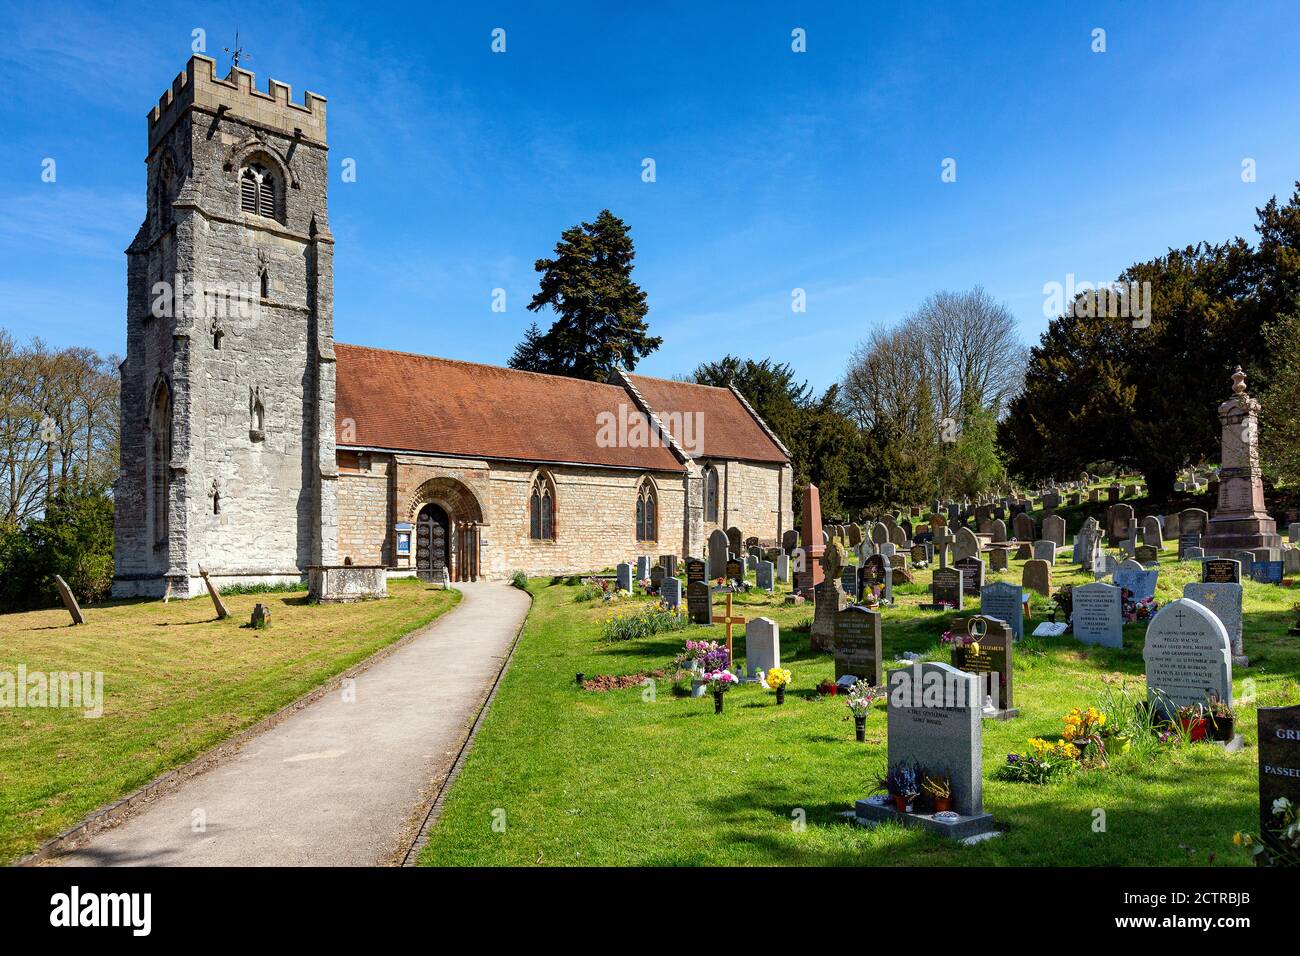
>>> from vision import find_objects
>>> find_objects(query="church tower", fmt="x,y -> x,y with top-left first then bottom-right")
113,55 -> 337,597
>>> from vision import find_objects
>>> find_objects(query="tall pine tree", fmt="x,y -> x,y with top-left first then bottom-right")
511,210 -> 661,383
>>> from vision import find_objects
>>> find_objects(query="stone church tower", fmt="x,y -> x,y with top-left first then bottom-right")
113,56 -> 337,597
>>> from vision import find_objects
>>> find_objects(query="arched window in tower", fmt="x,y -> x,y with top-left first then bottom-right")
148,381 -> 172,546
240,160 -> 280,221
157,152 -> 176,228
249,385 -> 266,441
528,472 -> 555,540
636,479 -> 657,542
260,268 -> 270,299
704,465 -> 719,523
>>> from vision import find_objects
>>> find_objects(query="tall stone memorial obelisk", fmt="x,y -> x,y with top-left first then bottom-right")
795,483 -> 827,594
1201,367 -> 1281,556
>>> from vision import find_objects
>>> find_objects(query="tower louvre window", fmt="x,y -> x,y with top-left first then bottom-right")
240,161 -> 280,221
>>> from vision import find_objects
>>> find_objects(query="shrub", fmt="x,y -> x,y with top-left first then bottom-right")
510,570 -> 528,590
0,485 -> 115,612
219,581 -> 308,596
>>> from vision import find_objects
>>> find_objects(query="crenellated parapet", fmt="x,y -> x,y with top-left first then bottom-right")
148,54 -> 326,153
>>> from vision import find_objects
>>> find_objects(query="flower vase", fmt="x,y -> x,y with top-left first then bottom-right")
854,715 -> 866,742
1211,716 -> 1234,742
714,690 -> 724,714
892,794 -> 911,813
776,687 -> 785,705
932,796 -> 952,814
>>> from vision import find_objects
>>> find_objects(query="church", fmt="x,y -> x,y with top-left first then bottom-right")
112,56 -> 793,597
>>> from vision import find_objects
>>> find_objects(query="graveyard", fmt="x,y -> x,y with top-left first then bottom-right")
417,497 -> 1300,866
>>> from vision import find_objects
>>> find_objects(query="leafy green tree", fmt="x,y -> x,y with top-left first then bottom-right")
513,209 -> 660,383
0,483 -> 114,612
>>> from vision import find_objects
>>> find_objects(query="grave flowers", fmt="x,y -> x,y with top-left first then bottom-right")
1207,695 -> 1235,742
846,681 -> 880,742
1235,798 -> 1300,867
921,772 -> 953,814
1173,702 -> 1209,742
1120,588 -> 1158,623
705,670 -> 738,713
766,667 -> 792,705
872,762 -> 921,812
995,738 -> 1078,785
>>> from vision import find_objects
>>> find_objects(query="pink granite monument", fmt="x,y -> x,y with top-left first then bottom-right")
1201,366 -> 1281,556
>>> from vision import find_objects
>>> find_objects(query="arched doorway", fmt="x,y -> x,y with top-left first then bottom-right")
416,504 -> 450,581
407,476 -> 485,583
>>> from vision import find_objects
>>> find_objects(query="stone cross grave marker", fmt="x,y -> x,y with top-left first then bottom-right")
712,592 -> 746,665
199,568 -> 230,620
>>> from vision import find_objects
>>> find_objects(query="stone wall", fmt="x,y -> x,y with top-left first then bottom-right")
337,453 -> 391,565
697,459 -> 791,546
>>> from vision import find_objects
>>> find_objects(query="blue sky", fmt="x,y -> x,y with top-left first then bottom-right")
1,1 -> 1298,390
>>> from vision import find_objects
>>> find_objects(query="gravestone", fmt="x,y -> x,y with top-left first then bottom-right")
755,559 -> 774,592
955,556 -> 985,595
616,562 -> 633,592
833,606 -> 883,685
800,484 -> 826,592
744,617 -> 780,680
1115,566 -> 1158,602
660,554 -> 678,577
860,553 -> 892,605
854,662 -> 993,839
990,519 -> 1007,543
989,547 -> 1009,573
1143,599 -> 1233,712
1140,516 -> 1164,550
811,579 -> 845,651
910,544 -> 929,566
687,580 -> 713,625
725,558 -> 744,585
952,615 -> 1017,717
839,563 -> 858,599
1180,508 -> 1210,536
662,576 -> 682,610
52,573 -> 85,626
1071,581 -> 1123,647
650,565 -> 666,592
1135,544 -> 1160,566
707,529 -> 729,580
1032,540 -> 1057,565
980,581 -> 1024,640
931,566 -> 964,608
686,557 -> 706,585
1290,522 -> 1300,545
1108,503 -> 1134,547
1178,533 -> 1202,560
1202,557 -> 1241,584
1043,514 -> 1066,548
1014,542 -> 1032,560
1201,368 -> 1282,555
952,527 -> 980,562
1022,558 -> 1051,598
726,527 -> 744,558
250,602 -> 271,628
1258,705 -> 1300,853
1249,559 -> 1283,585
198,568 -> 230,620
1012,513 -> 1034,542
636,555 -> 651,582
777,552 -> 790,583
1182,581 -> 1244,664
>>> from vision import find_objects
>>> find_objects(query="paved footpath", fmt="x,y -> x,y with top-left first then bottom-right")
54,581 -> 530,867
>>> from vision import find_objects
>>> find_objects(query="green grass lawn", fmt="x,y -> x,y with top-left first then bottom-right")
0,579 -> 459,862
420,547 -> 1300,866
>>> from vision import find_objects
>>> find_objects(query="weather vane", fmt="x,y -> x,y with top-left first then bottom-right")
224,30 -> 250,69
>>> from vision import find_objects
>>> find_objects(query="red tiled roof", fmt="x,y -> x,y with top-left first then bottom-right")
627,375 -> 789,464
334,344 -> 684,472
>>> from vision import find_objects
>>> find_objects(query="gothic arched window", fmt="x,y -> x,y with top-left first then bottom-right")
240,160 -> 279,220
529,473 -> 555,540
636,479 -> 657,542
704,465 -> 719,523
148,381 -> 172,546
